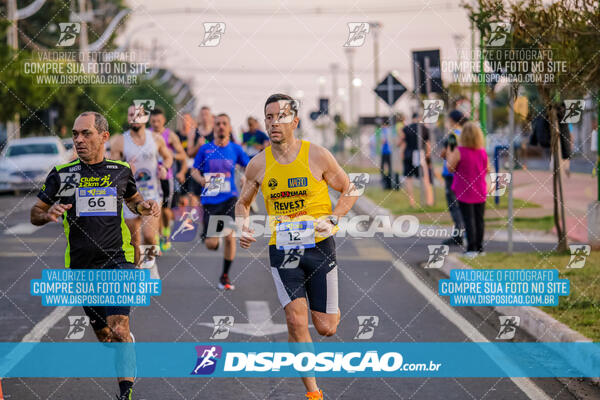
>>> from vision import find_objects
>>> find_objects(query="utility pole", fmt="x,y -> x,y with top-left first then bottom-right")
345,48 -> 355,126
330,63 -> 339,117
7,0 -> 19,49
478,22 -> 486,134
370,22 -> 382,117
6,0 -> 20,140
470,19 -> 475,120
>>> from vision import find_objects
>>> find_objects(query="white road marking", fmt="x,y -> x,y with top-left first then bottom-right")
199,300 -> 312,337
3,223 -> 41,236
393,258 -> 552,400
0,252 -> 36,257
0,306 -> 71,376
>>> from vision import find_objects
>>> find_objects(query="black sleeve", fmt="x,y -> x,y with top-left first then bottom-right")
124,166 -> 138,199
37,168 -> 60,205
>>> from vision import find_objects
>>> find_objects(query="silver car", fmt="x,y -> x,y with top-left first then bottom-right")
0,137 -> 70,193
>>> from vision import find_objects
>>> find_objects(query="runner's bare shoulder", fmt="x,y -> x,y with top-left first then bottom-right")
109,134 -> 124,158
245,151 -> 266,184
153,131 -> 167,146
307,142 -> 335,179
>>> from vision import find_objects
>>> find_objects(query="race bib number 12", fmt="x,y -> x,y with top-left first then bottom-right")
276,221 -> 315,250
76,187 -> 117,216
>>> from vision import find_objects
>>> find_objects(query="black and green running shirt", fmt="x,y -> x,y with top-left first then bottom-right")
37,158 -> 137,268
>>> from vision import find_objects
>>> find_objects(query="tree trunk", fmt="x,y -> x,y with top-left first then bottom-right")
548,103 -> 569,252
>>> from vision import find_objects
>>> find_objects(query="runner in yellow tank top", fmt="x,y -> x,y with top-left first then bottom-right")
262,139 -> 339,246
236,94 -> 358,400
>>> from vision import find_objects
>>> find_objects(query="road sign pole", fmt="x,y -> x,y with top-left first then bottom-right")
424,56 -> 434,205
373,73 -> 408,191
508,85 -> 515,255
413,61 -> 426,206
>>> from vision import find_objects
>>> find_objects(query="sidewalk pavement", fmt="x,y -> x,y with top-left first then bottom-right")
350,163 -> 595,243
511,169 -> 595,243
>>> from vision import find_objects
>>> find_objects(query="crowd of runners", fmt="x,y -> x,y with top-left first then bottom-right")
30,94 -> 356,400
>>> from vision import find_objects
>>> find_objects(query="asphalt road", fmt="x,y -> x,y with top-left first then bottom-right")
0,192 -> 598,400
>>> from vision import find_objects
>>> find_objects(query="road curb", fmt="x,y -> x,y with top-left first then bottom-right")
442,253 -> 599,386
443,254 -> 591,342
353,192 -> 598,386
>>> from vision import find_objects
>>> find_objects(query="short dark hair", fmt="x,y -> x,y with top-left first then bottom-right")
200,106 -> 211,111
150,107 -> 165,116
216,113 -> 230,121
264,93 -> 298,115
79,111 -> 109,133
448,109 -> 466,126
411,112 -> 419,120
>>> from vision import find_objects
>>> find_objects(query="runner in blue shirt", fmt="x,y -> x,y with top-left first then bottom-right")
191,113 -> 249,290
242,116 -> 270,159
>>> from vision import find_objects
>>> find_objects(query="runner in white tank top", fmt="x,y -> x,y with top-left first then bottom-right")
109,104 -> 173,276
123,129 -> 162,205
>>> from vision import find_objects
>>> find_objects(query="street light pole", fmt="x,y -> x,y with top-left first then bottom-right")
370,22 -> 382,117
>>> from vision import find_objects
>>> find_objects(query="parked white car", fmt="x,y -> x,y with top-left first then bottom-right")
0,137 -> 70,193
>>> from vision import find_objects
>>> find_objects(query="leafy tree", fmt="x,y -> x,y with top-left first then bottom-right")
463,0 -> 598,251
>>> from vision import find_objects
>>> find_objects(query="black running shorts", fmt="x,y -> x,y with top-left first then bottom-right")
269,237 -> 339,314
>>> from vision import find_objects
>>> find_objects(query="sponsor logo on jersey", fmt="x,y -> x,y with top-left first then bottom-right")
268,178 -> 278,190
270,190 -> 307,199
288,177 -> 307,188
79,175 -> 112,187
273,199 -> 305,212
68,165 -> 81,172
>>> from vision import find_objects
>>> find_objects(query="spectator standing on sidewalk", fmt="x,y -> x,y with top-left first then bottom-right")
380,120 -> 393,190
447,122 -> 489,258
440,110 -> 466,246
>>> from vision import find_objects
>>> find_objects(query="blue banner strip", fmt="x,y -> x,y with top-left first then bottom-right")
1,342 -> 599,378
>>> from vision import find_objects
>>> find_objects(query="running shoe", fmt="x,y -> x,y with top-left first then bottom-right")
463,251 -> 480,259
305,389 -> 323,399
218,273 -> 235,290
442,236 -> 463,246
115,388 -> 132,400
159,235 -> 171,252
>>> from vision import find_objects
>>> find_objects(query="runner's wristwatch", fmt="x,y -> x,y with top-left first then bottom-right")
328,215 -> 339,226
